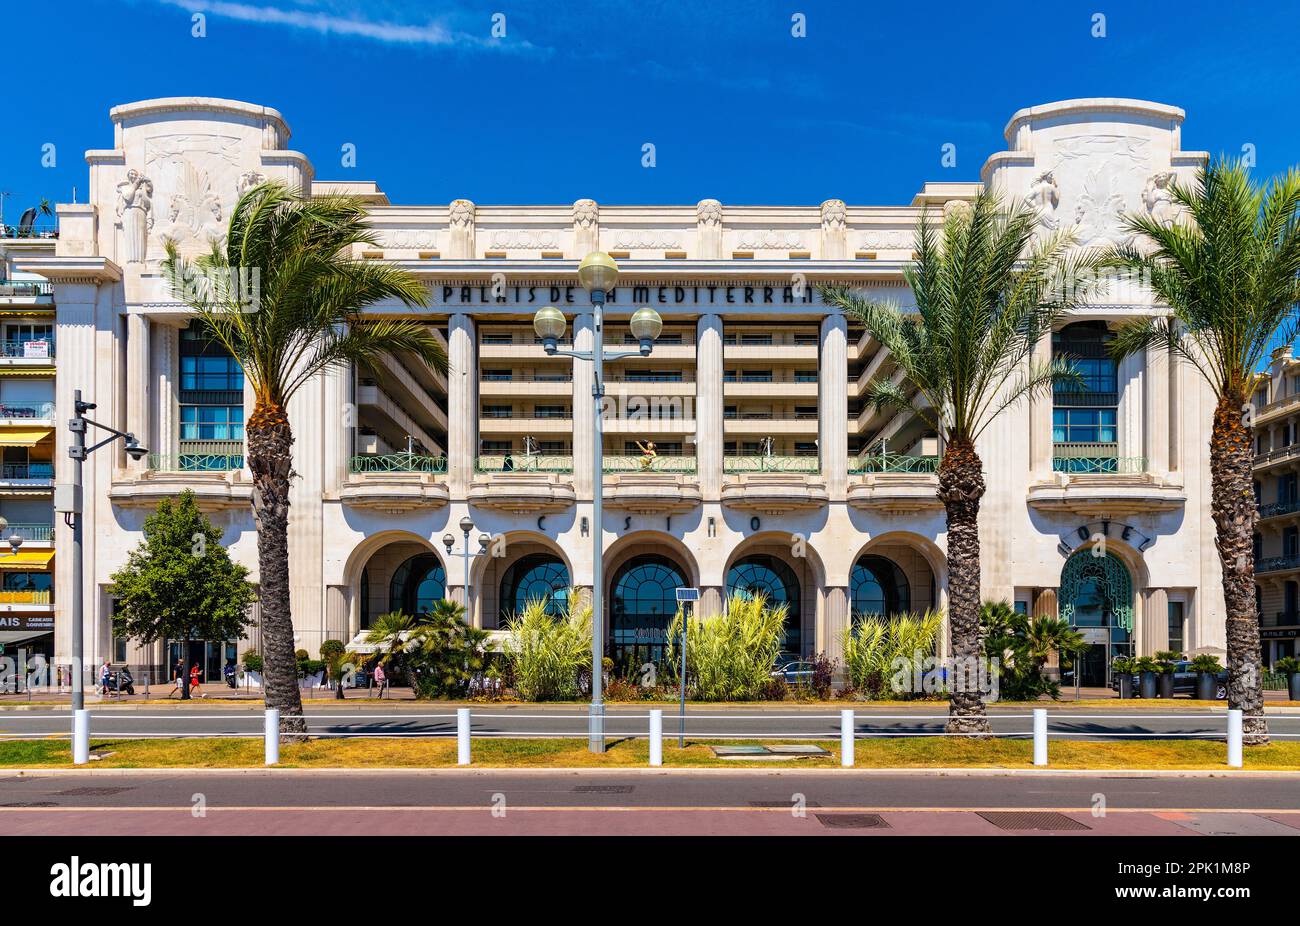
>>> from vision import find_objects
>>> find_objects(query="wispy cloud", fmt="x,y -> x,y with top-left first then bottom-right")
159,0 -> 545,52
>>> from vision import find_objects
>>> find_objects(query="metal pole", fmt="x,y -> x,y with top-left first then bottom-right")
72,708 -> 89,765
462,530 -> 471,620
589,290 -> 606,753
1033,708 -> 1048,766
1227,708 -> 1243,768
679,601 -> 688,747
69,390 -> 86,714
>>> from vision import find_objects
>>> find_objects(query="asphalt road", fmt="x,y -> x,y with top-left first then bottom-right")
1,703 -> 1295,742
1,770 -> 1297,835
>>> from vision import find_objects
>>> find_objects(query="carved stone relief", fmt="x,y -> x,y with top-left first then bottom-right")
144,134 -> 241,258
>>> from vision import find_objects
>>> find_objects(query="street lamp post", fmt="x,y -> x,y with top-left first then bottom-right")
533,252 -> 662,752
0,519 -> 24,693
442,519 -> 490,620
57,389 -> 148,713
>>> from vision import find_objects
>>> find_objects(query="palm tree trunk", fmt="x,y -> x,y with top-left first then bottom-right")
939,437 -> 991,734
1210,394 -> 1268,745
247,402 -> 307,736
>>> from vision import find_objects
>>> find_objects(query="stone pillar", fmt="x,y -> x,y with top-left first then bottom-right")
1169,346 -> 1182,472
448,199 -> 476,259
700,586 -> 724,617
696,315 -> 724,499
1144,342 -> 1169,473
325,585 -> 350,644
696,200 -> 723,260
572,314 -> 595,497
447,314 -> 478,494
1029,332 -> 1053,475
1032,587 -> 1059,619
573,200 -> 599,257
819,313 -> 849,498
322,336 -> 352,493
125,313 -> 150,473
824,586 -> 849,665
1117,350 -> 1143,462
150,322 -> 180,464
819,199 -> 847,260
1143,587 -> 1169,655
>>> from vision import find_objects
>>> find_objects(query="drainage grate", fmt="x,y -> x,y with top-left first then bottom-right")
977,811 -> 1090,832
55,787 -> 135,797
0,801 -> 58,807
572,785 -> 634,794
815,813 -> 889,829
751,800 -> 823,808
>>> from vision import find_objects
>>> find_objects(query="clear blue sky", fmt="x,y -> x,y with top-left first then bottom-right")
3,0 -> 1298,224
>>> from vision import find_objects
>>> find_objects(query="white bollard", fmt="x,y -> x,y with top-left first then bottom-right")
840,709 -> 855,767
72,709 -> 89,765
1227,708 -> 1243,768
649,709 -> 663,766
1033,708 -> 1048,766
264,708 -> 279,766
457,707 -> 472,765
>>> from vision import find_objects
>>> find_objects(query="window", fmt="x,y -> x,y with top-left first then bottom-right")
181,355 -> 243,392
1055,357 -> 1118,397
483,405 -> 514,419
624,370 -> 682,382
533,405 -> 568,419
793,333 -> 818,345
728,555 -> 802,655
741,334 -> 773,345
1053,408 -> 1117,444
741,369 -> 773,382
1287,528 -> 1300,559
483,369 -> 512,381
1167,601 -> 1185,654
481,332 -> 513,344
481,441 -> 512,452
180,405 -> 243,441
537,441 -> 567,453
794,442 -> 817,456
794,370 -> 818,382
4,324 -> 53,345
795,406 -> 818,419
724,406 -> 738,419
1284,474 -> 1299,504
499,554 -> 570,620
114,636 -> 128,663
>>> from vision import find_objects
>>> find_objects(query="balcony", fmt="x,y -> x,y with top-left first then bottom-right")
723,416 -> 818,437
603,454 -> 701,515
1258,555 -> 1300,575
113,442 -> 250,512
5,523 -> 53,543
0,589 -> 52,605
845,454 -> 941,514
476,455 -> 573,474
0,462 -> 53,480
341,453 -> 449,513
0,402 -> 55,423
1,222 -> 59,240
479,372 -> 573,398
1255,443 -> 1300,471
0,339 -> 55,365
1030,452 -> 1185,516
0,280 -> 53,300
1260,498 -> 1300,520
151,441 -> 245,472
1051,443 -> 1143,474
469,456 -> 575,514
721,454 -> 826,514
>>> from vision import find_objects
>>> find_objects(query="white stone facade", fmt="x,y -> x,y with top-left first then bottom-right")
6,96 -> 1229,685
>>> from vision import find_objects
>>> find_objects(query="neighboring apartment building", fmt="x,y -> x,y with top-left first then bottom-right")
1251,348 -> 1300,667
14,95 -> 1228,688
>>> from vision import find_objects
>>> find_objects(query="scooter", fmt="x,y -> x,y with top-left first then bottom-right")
223,664 -> 237,689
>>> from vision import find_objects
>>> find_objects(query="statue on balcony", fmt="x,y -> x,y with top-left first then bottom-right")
635,440 -> 658,470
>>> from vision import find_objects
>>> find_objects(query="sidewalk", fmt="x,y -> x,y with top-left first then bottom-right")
0,685 -> 418,705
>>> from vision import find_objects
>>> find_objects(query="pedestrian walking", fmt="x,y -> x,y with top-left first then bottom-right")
373,662 -> 387,699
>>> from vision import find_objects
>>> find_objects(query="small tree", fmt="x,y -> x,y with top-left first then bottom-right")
110,490 -> 256,699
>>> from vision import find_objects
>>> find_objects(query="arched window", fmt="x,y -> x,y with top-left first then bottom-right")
1059,549 -> 1133,687
727,554 -> 801,656
388,553 -> 446,617
499,553 -> 570,620
850,555 -> 911,621
610,554 -> 688,666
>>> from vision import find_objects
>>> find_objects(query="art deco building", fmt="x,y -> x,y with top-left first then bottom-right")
3,96 -> 1229,687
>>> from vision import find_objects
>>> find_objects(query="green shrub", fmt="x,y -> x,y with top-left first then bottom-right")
242,650 -> 263,673
1189,654 -> 1222,674
502,592 -> 592,701
1154,650 -> 1181,674
842,610 -> 943,698
664,592 -> 786,701
1272,656 -> 1300,676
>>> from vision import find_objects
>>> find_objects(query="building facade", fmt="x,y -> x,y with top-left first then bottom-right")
3,95 -> 1231,687
1251,350 -> 1300,667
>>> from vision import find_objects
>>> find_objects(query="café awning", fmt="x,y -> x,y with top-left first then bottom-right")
0,550 -> 54,569
0,427 -> 52,447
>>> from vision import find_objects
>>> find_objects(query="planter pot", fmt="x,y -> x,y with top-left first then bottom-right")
1158,673 -> 1175,699
1289,673 -> 1300,702
1117,674 -> 1133,699
1196,673 -> 1217,701
1139,671 -> 1158,699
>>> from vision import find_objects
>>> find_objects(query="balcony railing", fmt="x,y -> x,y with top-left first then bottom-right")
150,441 -> 245,472
1258,555 -> 1300,574
1260,498 -> 1300,519
1276,611 -> 1300,627
1051,443 -> 1146,474
480,372 -> 573,382
603,454 -> 698,474
0,280 -> 53,297
350,452 -> 447,473
0,589 -> 52,604
1,462 -> 53,479
4,523 -> 53,542
0,223 -> 58,240
476,455 -> 574,474
724,454 -> 820,474
0,402 -> 54,420
0,339 -> 54,359
849,453 -> 939,474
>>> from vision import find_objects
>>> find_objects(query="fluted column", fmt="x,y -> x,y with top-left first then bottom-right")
696,200 -> 723,259
1117,351 -> 1143,461
824,586 -> 849,664
322,327 -> 351,493
1145,342 -> 1169,473
125,313 -> 150,473
819,313 -> 848,498
1032,588 -> 1059,619
1143,587 -> 1169,655
820,199 -> 847,260
151,322 -> 180,464
1029,332 -> 1053,475
448,200 -> 476,259
696,315 -> 724,499
447,314 -> 478,494
572,314 -> 595,496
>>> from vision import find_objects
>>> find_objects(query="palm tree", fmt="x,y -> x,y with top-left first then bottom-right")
822,194 -> 1096,732
163,182 -> 448,734
1105,159 -> 1300,746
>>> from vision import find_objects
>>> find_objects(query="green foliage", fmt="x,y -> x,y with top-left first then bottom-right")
981,601 -> 1088,701
842,610 -> 944,699
242,649 -> 263,673
1135,656 -> 1162,674
1154,650 -> 1181,674
109,490 -> 256,645
359,600 -> 488,698
501,593 -> 592,701
1274,657 -> 1300,676
1190,654 -> 1223,674
1111,656 -> 1139,675
663,592 -> 787,701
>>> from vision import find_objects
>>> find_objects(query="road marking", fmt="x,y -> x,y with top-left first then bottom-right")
2,805 -> 1299,814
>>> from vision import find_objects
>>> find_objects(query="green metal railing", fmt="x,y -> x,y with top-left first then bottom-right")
723,454 -> 819,474
151,441 -> 245,472
1052,455 -> 1147,474
848,453 -> 939,474
603,455 -> 698,474
476,455 -> 574,474
350,452 -> 447,473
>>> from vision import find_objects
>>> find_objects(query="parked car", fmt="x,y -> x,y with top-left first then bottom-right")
1110,660 -> 1227,699
770,661 -> 815,686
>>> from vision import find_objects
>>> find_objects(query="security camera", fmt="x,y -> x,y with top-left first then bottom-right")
125,445 -> 149,461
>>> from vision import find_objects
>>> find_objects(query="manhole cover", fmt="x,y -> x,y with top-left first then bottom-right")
0,801 -> 58,807
750,800 -> 823,808
55,787 -> 135,797
572,785 -> 634,794
816,813 -> 889,829
977,811 -> 1090,832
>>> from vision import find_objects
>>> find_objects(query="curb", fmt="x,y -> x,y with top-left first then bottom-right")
1,766 -> 1298,778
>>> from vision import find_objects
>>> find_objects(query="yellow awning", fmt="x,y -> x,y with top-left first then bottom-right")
0,550 -> 54,569
0,428 -> 53,447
